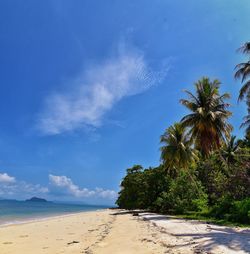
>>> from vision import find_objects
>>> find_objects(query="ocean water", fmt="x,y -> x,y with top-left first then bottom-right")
0,200 -> 108,226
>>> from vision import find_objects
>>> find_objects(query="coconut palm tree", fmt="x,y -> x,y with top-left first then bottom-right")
235,42 -> 250,134
160,123 -> 202,193
220,135 -> 241,167
160,122 -> 197,170
180,77 -> 232,157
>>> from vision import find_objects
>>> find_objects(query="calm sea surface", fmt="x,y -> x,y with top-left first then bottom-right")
0,200 -> 108,226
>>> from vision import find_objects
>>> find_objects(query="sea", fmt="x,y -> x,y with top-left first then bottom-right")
0,199 -> 108,226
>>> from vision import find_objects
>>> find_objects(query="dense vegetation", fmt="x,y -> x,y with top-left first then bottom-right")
116,43 -> 250,225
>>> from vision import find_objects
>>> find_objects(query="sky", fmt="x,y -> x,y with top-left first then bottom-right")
0,0 -> 249,205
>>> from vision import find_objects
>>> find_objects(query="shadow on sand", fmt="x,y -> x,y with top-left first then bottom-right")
110,210 -> 151,216
141,212 -> 250,253
111,210 -> 250,253
174,227 -> 250,253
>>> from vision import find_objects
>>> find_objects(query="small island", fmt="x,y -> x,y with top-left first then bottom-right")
25,197 -> 48,203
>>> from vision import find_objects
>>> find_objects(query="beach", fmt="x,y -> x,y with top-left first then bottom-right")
0,209 -> 249,254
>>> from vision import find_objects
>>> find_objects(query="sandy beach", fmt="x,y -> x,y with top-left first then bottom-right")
0,209 -> 249,254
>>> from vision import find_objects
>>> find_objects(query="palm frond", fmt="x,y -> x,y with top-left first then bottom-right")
237,42 -> 250,54
180,77 -> 232,156
238,81 -> 250,101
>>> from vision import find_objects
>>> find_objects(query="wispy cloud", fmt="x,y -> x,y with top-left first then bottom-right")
37,46 -> 168,135
49,174 -> 117,199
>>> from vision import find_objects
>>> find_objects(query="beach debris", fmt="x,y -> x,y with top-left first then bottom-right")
67,240 -> 79,245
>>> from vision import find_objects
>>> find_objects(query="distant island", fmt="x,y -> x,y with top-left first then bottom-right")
25,197 -> 48,202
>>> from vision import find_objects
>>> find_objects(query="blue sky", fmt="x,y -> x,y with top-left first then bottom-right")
0,0 -> 249,204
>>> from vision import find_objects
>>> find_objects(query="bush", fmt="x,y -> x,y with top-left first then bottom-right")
210,196 -> 234,219
210,197 -> 250,224
156,171 -> 208,214
116,165 -> 170,210
192,197 -> 208,212
229,198 -> 250,224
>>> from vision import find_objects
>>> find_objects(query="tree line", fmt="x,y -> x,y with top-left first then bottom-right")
116,42 -> 250,225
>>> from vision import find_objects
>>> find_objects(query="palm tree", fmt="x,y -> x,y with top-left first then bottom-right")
220,135 -> 241,167
234,42 -> 250,134
160,122 -> 196,170
180,77 -> 232,157
160,123 -> 201,193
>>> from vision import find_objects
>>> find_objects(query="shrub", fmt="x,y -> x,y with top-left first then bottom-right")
156,171 -> 208,214
229,198 -> 250,224
210,196 -> 234,219
210,197 -> 250,224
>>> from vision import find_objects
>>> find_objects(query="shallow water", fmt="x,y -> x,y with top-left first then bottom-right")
0,200 -> 107,226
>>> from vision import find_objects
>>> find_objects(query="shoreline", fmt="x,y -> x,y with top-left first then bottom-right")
0,208 -> 107,228
0,209 -> 249,253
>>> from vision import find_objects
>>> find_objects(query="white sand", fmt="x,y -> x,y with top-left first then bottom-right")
0,209 -> 249,253
139,212 -> 250,253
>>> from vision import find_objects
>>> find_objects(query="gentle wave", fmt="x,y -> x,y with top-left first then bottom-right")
0,200 -> 108,226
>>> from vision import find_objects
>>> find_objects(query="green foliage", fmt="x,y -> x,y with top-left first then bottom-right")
210,196 -> 234,219
210,197 -> 250,224
157,171 -> 208,214
116,165 -> 144,209
116,134 -> 250,224
160,123 -> 197,171
180,77 -> 232,157
196,155 -> 229,204
117,166 -> 208,214
117,69 -> 250,225
235,42 -> 250,134
230,198 -> 250,224
116,165 -> 170,210
220,135 -> 241,167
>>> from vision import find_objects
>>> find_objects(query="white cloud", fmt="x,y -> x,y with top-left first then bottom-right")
48,174 -> 94,197
37,47 -> 168,135
0,173 -> 16,183
0,172 -> 116,201
94,187 -> 117,199
49,174 -> 117,199
18,182 -> 49,195
0,172 -> 48,197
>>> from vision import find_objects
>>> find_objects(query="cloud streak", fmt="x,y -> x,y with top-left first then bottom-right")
37,48 -> 167,135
